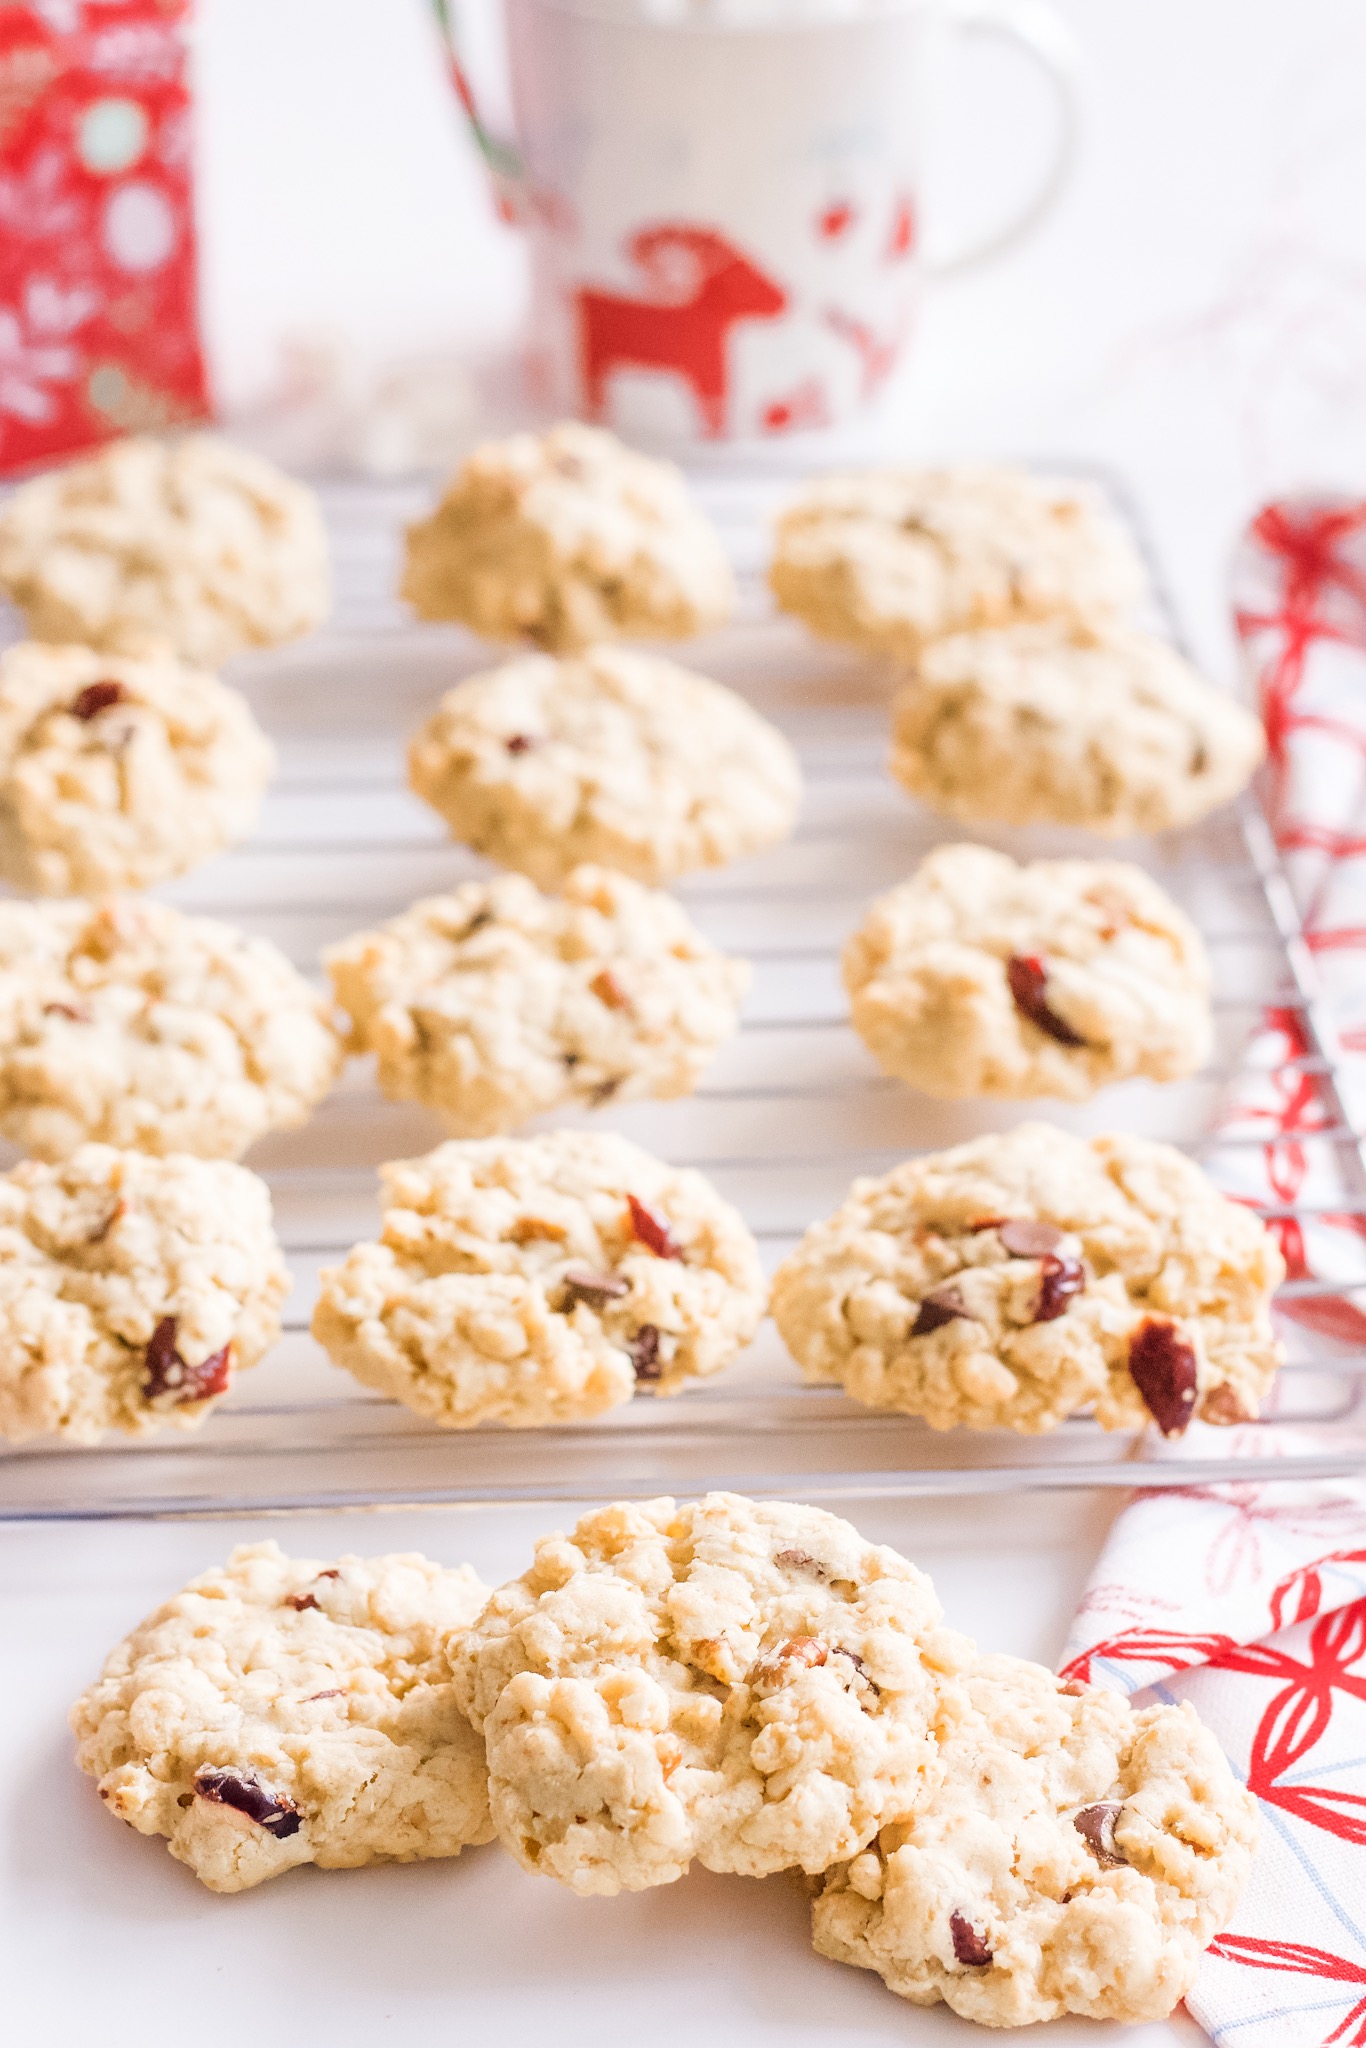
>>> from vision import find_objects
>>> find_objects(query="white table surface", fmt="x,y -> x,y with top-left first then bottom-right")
6,1 -> 1366,2038
8,1494 -> 1206,2047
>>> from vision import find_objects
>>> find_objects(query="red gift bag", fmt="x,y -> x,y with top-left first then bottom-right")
0,0 -> 210,476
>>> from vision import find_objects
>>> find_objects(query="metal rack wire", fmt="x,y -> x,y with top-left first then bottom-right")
3,468 -> 1364,1519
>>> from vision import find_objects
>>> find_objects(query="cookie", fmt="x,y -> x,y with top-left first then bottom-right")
407,644 -> 802,890
770,1124 -> 1284,1434
311,1131 -> 766,1428
889,620 -> 1264,835
770,465 -> 1146,659
70,1539 -> 494,1893
0,434 -> 330,665
400,420 -> 733,652
0,1144 -> 287,1443
451,1492 -> 968,1895
326,865 -> 747,1136
0,640 -> 274,894
843,844 -> 1212,1101
0,896 -> 342,1162
812,1649 -> 1256,2026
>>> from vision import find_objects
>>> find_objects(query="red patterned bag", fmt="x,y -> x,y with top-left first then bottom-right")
0,0 -> 209,476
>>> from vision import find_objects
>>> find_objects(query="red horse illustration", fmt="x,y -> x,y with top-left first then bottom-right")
576,224 -> 787,439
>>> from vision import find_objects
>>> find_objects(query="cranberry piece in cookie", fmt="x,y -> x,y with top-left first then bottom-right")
69,680 -> 127,720
950,1912 -> 994,1967
142,1318 -> 233,1406
1128,1317 -> 1199,1436
1032,1255 -> 1086,1323
1006,955 -> 1087,1048
194,1767 -> 302,1838
627,1193 -> 684,1260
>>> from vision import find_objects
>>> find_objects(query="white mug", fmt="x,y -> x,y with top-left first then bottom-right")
437,0 -> 1080,444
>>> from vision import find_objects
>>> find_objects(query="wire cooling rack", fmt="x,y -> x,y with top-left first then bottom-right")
3,466 -> 1366,1520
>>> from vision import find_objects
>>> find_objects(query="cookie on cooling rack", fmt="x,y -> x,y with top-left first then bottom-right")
0,1144 -> 287,1444
0,435 -> 330,666
889,620 -> 1264,835
311,1131 -> 766,1428
769,1123 -> 1284,1435
71,1539 -> 494,1893
812,1648 -> 1256,2027
326,865 -> 747,1135
0,896 -> 342,1162
400,420 -> 734,652
407,644 -> 802,890
843,844 -> 1212,1101
452,1490 -> 967,1895
0,640 -> 273,894
769,465 -> 1146,659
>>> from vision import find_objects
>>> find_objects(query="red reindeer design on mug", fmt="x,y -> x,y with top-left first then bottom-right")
442,0 -> 1079,440
576,224 -> 787,440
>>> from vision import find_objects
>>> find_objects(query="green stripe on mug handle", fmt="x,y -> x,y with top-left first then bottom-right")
925,0 -> 1083,277
429,0 -> 526,222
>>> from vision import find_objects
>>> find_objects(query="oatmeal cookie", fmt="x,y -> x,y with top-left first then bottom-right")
0,895 -> 341,1161
843,844 -> 1212,1101
889,620 -> 1264,835
770,1124 -> 1284,1434
0,434 -> 329,665
770,465 -> 1146,659
0,640 -> 273,894
401,421 -> 733,651
326,865 -> 746,1135
71,1540 -> 494,1893
452,1491 -> 969,1895
0,1145 -> 287,1443
311,1131 -> 765,1427
812,1649 -> 1256,2027
408,644 -> 802,890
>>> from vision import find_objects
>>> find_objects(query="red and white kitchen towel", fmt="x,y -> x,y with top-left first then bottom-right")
1062,498 -> 1366,2046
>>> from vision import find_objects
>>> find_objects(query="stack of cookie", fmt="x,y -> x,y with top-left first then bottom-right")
0,436 -> 347,1446
69,1491 -> 1259,2029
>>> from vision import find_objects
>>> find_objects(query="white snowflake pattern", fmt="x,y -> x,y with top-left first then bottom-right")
24,0 -> 81,33
0,274 -> 98,425
24,2 -> 144,40
0,146 -> 83,240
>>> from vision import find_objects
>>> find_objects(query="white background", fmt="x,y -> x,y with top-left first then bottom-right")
194,0 -> 1366,664
6,2 -> 1366,2040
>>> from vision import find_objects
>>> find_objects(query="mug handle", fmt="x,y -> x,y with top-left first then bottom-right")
430,0 -> 527,224
925,0 -> 1082,278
